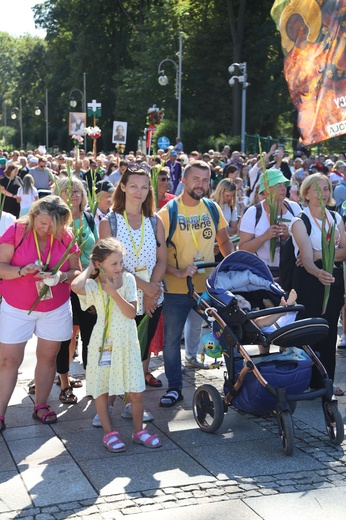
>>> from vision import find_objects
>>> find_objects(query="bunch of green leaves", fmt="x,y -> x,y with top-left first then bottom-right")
150,163 -> 163,209
315,181 -> 335,315
258,141 -> 279,263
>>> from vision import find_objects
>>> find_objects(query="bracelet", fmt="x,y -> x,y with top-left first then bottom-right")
18,266 -> 24,277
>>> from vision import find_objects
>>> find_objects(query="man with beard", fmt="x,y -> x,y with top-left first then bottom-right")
158,160 -> 234,407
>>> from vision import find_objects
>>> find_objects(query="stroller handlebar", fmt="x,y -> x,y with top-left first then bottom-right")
247,304 -> 304,320
186,263 -> 219,298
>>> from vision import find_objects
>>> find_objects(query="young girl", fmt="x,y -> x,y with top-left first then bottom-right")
17,174 -> 39,216
71,237 -> 161,452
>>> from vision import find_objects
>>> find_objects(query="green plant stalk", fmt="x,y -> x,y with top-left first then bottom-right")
150,163 -> 163,208
258,140 -> 279,262
315,181 -> 335,314
28,228 -> 83,314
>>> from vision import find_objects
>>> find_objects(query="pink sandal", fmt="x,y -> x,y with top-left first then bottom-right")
32,404 -> 57,425
0,415 -> 6,432
103,431 -> 126,453
132,429 -> 161,448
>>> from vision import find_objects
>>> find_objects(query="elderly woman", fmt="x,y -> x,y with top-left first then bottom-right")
0,196 -> 81,430
53,177 -> 98,379
290,173 -> 346,394
239,169 -> 301,278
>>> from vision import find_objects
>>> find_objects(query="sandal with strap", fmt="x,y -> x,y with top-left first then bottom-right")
33,404 -> 57,425
56,375 -> 83,388
103,431 -> 126,452
145,372 -> 162,387
59,386 -> 78,404
28,384 -> 36,395
0,415 -> 6,432
133,428 -> 161,448
159,389 -> 183,408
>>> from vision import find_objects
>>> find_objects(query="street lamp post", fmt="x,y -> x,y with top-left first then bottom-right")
158,33 -> 183,138
35,89 -> 49,151
11,96 -> 23,149
228,62 -> 249,153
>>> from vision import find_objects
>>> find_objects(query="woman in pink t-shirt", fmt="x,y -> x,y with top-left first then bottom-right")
0,196 -> 81,431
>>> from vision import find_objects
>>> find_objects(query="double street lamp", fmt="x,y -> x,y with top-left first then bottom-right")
158,33 -> 183,138
228,62 -> 249,153
11,96 -> 23,149
34,88 -> 49,151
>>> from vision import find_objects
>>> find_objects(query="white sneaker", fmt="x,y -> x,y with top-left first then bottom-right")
338,335 -> 346,349
92,403 -> 113,428
121,403 -> 154,422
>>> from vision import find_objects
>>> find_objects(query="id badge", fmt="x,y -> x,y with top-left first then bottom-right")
135,265 -> 150,282
98,339 -> 112,367
193,253 -> 205,274
35,280 -> 53,300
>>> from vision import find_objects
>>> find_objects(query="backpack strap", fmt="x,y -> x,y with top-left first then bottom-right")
202,198 -> 220,229
106,212 -> 118,237
283,200 -> 295,216
83,211 -> 95,233
299,212 -> 312,235
254,203 -> 262,228
167,198 -> 178,247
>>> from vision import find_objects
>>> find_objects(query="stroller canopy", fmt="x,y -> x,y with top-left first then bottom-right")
206,251 -> 285,307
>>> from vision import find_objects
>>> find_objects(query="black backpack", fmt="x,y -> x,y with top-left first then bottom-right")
279,211 -> 336,291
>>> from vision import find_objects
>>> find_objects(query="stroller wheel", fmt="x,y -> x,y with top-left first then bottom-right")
323,400 -> 344,445
193,384 -> 224,433
288,401 -> 297,414
277,410 -> 295,456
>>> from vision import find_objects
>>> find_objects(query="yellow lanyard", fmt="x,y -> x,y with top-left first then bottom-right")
97,280 -> 114,340
180,199 -> 203,253
33,230 -> 54,270
123,211 -> 145,260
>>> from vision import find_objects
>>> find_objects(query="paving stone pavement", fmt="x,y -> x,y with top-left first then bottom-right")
0,334 -> 345,520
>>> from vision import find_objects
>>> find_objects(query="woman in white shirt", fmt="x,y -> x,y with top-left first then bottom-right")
290,173 -> 346,393
17,174 -> 39,216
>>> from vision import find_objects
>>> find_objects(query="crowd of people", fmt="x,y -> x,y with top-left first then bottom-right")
1,141 -> 346,451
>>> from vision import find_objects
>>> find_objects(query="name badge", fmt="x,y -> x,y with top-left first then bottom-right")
98,339 -> 113,367
35,280 -> 53,300
193,253 -> 205,274
135,265 -> 150,282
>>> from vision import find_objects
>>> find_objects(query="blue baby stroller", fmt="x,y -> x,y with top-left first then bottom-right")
190,251 -> 344,455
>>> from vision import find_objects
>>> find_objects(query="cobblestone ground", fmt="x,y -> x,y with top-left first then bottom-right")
2,353 -> 346,520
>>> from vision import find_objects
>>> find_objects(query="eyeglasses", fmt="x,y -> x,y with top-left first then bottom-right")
43,200 -> 69,215
64,189 -> 82,196
159,177 -> 170,182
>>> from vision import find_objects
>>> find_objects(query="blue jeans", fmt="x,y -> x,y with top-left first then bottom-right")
163,293 -> 198,389
184,309 -> 204,358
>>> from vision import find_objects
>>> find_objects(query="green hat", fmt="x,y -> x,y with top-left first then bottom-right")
0,157 -> 6,166
259,169 -> 290,194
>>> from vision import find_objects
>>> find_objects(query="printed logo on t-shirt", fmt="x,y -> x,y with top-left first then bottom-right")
177,213 -> 213,240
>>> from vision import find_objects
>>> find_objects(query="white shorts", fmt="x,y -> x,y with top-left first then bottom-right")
0,299 -> 73,344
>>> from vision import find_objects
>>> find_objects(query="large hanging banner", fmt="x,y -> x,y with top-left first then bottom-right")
271,0 -> 346,145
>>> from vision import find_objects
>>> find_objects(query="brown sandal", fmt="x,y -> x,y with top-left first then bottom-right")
145,372 -> 162,387
59,386 -> 78,404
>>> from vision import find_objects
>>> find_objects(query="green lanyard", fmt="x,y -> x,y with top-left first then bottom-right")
97,280 -> 114,340
123,211 -> 145,260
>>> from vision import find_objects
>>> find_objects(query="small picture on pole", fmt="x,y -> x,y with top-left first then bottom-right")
112,121 -> 127,143
69,112 -> 86,136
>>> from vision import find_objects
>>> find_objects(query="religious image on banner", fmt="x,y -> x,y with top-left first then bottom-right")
112,121 -> 127,144
69,112 -> 86,136
271,0 -> 346,146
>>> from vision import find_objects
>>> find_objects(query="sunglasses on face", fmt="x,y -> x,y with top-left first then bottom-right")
159,176 -> 170,182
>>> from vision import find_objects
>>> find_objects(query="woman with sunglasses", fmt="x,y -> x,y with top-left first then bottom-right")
97,167 -> 167,424
211,178 -> 238,236
0,196 -> 81,431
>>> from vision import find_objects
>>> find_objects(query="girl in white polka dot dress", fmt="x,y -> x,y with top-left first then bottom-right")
72,237 -> 161,452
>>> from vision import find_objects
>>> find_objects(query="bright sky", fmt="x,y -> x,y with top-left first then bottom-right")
1,0 -> 46,38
